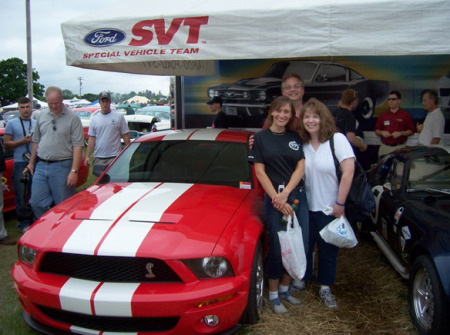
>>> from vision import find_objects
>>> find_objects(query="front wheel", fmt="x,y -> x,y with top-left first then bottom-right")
240,240 -> 264,324
409,255 -> 449,335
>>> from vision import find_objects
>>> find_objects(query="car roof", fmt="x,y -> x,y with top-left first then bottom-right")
134,128 -> 253,144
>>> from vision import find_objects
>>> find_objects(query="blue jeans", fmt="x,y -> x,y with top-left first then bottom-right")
12,161 -> 34,230
30,159 -> 75,219
264,187 -> 309,279
304,211 -> 339,286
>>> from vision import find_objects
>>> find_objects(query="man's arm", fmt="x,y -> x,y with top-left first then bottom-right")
122,133 -> 130,146
84,136 -> 95,166
431,137 -> 441,145
67,146 -> 83,187
346,132 -> 367,152
4,133 -> 32,150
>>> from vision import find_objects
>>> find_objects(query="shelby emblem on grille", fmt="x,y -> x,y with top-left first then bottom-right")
145,263 -> 156,279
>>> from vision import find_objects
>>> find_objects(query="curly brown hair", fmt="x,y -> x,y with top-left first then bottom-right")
263,96 -> 297,131
298,98 -> 336,143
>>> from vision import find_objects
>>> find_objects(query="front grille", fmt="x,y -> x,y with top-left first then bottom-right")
38,305 -> 179,332
221,90 -> 249,100
39,252 -> 182,283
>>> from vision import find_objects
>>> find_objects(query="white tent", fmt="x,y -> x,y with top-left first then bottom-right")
126,95 -> 150,104
61,0 -> 450,76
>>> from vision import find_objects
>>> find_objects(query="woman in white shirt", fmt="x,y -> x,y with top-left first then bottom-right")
297,98 -> 355,309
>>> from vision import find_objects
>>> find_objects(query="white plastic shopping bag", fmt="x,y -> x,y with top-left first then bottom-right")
278,215 -> 307,281
319,216 -> 358,248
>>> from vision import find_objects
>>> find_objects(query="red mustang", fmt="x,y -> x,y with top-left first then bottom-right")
12,129 -> 265,335
0,127 -> 89,212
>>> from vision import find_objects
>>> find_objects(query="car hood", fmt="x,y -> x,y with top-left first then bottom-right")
21,182 -> 252,259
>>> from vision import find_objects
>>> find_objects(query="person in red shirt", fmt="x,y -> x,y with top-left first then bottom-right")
374,90 -> 415,157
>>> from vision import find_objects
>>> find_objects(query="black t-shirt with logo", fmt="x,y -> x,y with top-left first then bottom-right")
249,129 -> 304,190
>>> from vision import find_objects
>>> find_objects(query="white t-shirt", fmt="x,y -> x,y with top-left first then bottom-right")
88,111 -> 129,158
418,108 -> 445,145
303,132 -> 355,212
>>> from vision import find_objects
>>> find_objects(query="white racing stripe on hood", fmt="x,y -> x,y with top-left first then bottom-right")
97,183 -> 193,256
63,183 -> 160,255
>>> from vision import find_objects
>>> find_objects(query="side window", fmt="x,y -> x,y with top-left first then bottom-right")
317,65 -> 347,82
389,160 -> 404,190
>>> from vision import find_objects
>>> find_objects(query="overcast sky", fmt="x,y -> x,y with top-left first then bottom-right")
0,0 -> 171,97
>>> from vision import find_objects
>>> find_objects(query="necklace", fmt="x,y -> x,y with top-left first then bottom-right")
270,129 -> 286,136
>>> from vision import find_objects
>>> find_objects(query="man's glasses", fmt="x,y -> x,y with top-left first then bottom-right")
283,84 -> 302,90
387,98 -> 398,101
52,119 -> 56,131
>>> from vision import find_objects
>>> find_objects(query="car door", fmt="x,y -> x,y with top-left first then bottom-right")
377,158 -> 406,249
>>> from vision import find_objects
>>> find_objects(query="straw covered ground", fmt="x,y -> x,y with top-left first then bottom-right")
240,239 -> 418,335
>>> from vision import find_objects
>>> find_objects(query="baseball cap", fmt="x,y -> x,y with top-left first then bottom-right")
206,96 -> 222,105
98,91 -> 111,101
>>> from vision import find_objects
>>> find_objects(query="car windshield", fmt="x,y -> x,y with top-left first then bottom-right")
262,62 -> 318,81
102,140 -> 253,188
75,111 -> 92,119
407,154 -> 450,192
136,110 -> 170,120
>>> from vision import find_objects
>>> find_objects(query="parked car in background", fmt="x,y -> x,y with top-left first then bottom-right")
125,105 -> 171,133
2,110 -> 20,125
366,146 -> 450,335
208,60 -> 390,127
12,128 -> 265,335
73,107 -> 100,145
0,128 -> 89,213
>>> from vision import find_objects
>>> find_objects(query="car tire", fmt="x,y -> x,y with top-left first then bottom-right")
359,96 -> 375,119
240,240 -> 264,324
409,255 -> 449,335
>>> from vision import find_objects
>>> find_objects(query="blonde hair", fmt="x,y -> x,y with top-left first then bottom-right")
298,98 -> 336,143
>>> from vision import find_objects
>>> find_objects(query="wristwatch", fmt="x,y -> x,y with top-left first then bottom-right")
71,169 -> 78,173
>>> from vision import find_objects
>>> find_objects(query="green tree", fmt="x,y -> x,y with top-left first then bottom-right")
0,57 -> 45,106
62,89 -> 75,99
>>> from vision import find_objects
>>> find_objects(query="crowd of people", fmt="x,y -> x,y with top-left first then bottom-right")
0,87 -> 129,245
247,73 -> 445,314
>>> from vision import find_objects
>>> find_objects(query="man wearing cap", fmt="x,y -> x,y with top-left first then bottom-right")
206,96 -> 229,128
85,91 -> 130,170
25,86 -> 84,219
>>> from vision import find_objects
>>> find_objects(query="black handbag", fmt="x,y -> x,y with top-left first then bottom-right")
329,134 -> 375,222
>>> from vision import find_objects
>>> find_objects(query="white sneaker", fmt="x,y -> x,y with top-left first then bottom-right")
269,298 -> 290,314
279,291 -> 302,305
291,280 -> 305,291
319,287 -> 337,308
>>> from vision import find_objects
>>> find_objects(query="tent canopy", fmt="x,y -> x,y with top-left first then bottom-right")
61,0 -> 450,76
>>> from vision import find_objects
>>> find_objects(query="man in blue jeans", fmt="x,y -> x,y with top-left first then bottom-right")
25,86 -> 84,219
4,97 -> 36,232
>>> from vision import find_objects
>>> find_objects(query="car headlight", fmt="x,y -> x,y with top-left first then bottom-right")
208,89 -> 217,98
19,245 -> 37,267
256,90 -> 266,101
184,257 -> 234,279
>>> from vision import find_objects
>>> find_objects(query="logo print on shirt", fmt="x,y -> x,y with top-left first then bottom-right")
289,141 -> 299,151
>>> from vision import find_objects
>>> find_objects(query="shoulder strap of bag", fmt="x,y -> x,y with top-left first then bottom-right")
329,133 -> 341,181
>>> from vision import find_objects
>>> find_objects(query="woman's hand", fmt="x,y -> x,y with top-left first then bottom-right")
272,192 -> 288,210
332,203 -> 345,218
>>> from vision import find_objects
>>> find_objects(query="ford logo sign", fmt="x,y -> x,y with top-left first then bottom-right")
83,29 -> 126,47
